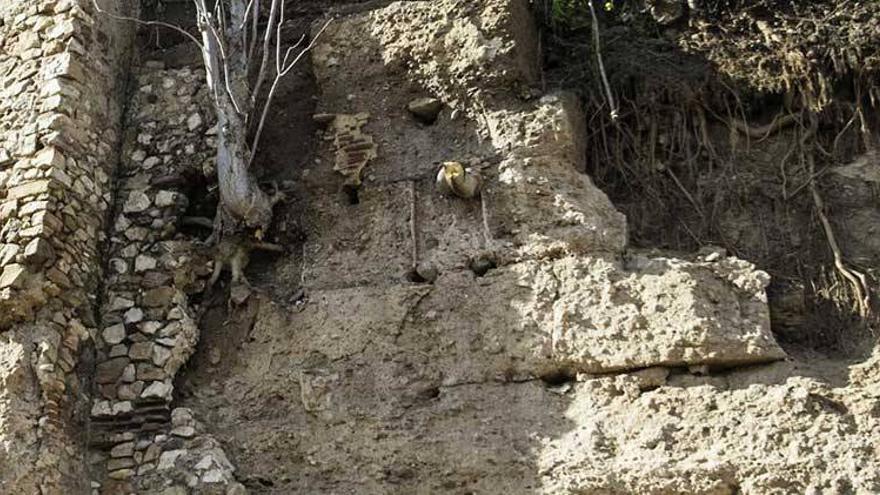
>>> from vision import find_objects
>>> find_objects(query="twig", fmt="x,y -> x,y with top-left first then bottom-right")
90,0 -> 204,49
249,18 -> 333,168
586,0 -> 618,121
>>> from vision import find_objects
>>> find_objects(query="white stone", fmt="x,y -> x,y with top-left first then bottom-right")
143,156 -> 161,169
124,307 -> 144,323
102,324 -> 126,345
123,190 -> 151,213
154,190 -> 177,207
201,469 -> 224,483
91,400 -> 112,417
157,449 -> 185,471
142,381 -> 172,399
152,345 -> 172,367
187,113 -> 203,131
134,255 -> 157,273
112,401 -> 133,415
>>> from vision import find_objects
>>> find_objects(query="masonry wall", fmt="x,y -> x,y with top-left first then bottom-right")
0,1 -> 135,493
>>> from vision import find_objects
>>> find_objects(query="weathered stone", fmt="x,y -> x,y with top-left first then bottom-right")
110,442 -> 135,458
102,323 -> 126,346
134,254 -> 157,273
96,358 -> 130,384
124,307 -> 144,323
154,190 -> 177,207
107,468 -> 134,480
407,97 -> 444,124
117,382 -> 144,401
0,244 -> 20,267
22,237 -> 55,266
157,449 -> 186,471
152,345 -> 172,367
140,321 -> 163,335
109,345 -> 129,358
120,364 -> 136,383
6,179 -> 53,200
129,342 -> 153,361
142,287 -> 175,308
0,264 -> 27,289
187,112 -> 203,130
123,190 -> 150,213
144,443 -> 162,463
171,426 -> 195,438
136,364 -> 166,381
142,380 -> 172,399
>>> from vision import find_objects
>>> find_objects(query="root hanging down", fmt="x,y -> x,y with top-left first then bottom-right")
802,117 -> 871,318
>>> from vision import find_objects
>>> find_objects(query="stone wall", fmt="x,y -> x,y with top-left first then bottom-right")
88,62 -> 244,495
0,1 -> 135,493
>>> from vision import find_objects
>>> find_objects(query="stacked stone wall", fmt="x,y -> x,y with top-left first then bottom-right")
0,1 -> 135,493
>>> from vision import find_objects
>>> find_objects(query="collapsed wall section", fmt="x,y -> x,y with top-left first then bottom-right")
0,1 -> 135,493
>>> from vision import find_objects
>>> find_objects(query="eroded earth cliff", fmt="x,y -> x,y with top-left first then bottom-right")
1,0 -> 879,494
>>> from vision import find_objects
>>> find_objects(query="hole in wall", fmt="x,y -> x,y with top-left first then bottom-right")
343,184 -> 360,205
469,256 -> 497,277
539,369 -> 576,387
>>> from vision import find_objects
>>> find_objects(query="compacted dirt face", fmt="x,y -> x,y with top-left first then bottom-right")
65,0 -> 880,494
158,1 -> 880,494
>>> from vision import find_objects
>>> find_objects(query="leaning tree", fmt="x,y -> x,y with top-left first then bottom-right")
95,0 -> 329,240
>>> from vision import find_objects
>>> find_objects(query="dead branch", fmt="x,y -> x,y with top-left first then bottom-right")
586,0 -> 618,121
90,0 -> 204,48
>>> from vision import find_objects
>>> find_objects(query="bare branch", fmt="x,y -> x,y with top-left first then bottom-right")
251,0 -> 281,108
91,0 -> 204,50
587,0 -> 618,121
249,18 -> 333,167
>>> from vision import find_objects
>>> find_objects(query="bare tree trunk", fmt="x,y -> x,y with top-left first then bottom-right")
195,0 -> 273,237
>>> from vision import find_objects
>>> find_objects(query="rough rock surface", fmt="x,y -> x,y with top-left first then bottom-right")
172,2 -> 880,495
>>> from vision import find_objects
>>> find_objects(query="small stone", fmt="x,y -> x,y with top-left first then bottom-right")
154,190 -> 177,207
96,358 -> 130,384
91,400 -> 112,417
202,469 -> 224,483
171,426 -> 195,438
194,455 -> 214,471
129,342 -> 153,361
112,401 -> 133,415
143,156 -> 162,169
123,190 -> 151,213
137,364 -> 166,381
0,244 -> 20,266
23,237 -> 55,266
157,449 -> 186,471
109,344 -> 129,358
153,345 -> 172,367
407,97 -> 443,124
187,113 -> 203,131
120,364 -> 136,382
102,324 -> 126,345
124,307 -> 144,323
117,382 -> 144,400
143,287 -> 175,308
109,296 -> 135,311
107,469 -> 134,480
140,321 -> 163,335
0,264 -> 27,289
110,442 -> 135,458
110,258 -> 128,274
144,444 -> 162,463
142,381 -> 172,399
135,255 -> 157,273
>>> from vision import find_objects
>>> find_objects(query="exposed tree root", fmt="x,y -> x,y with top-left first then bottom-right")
801,115 -> 871,318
